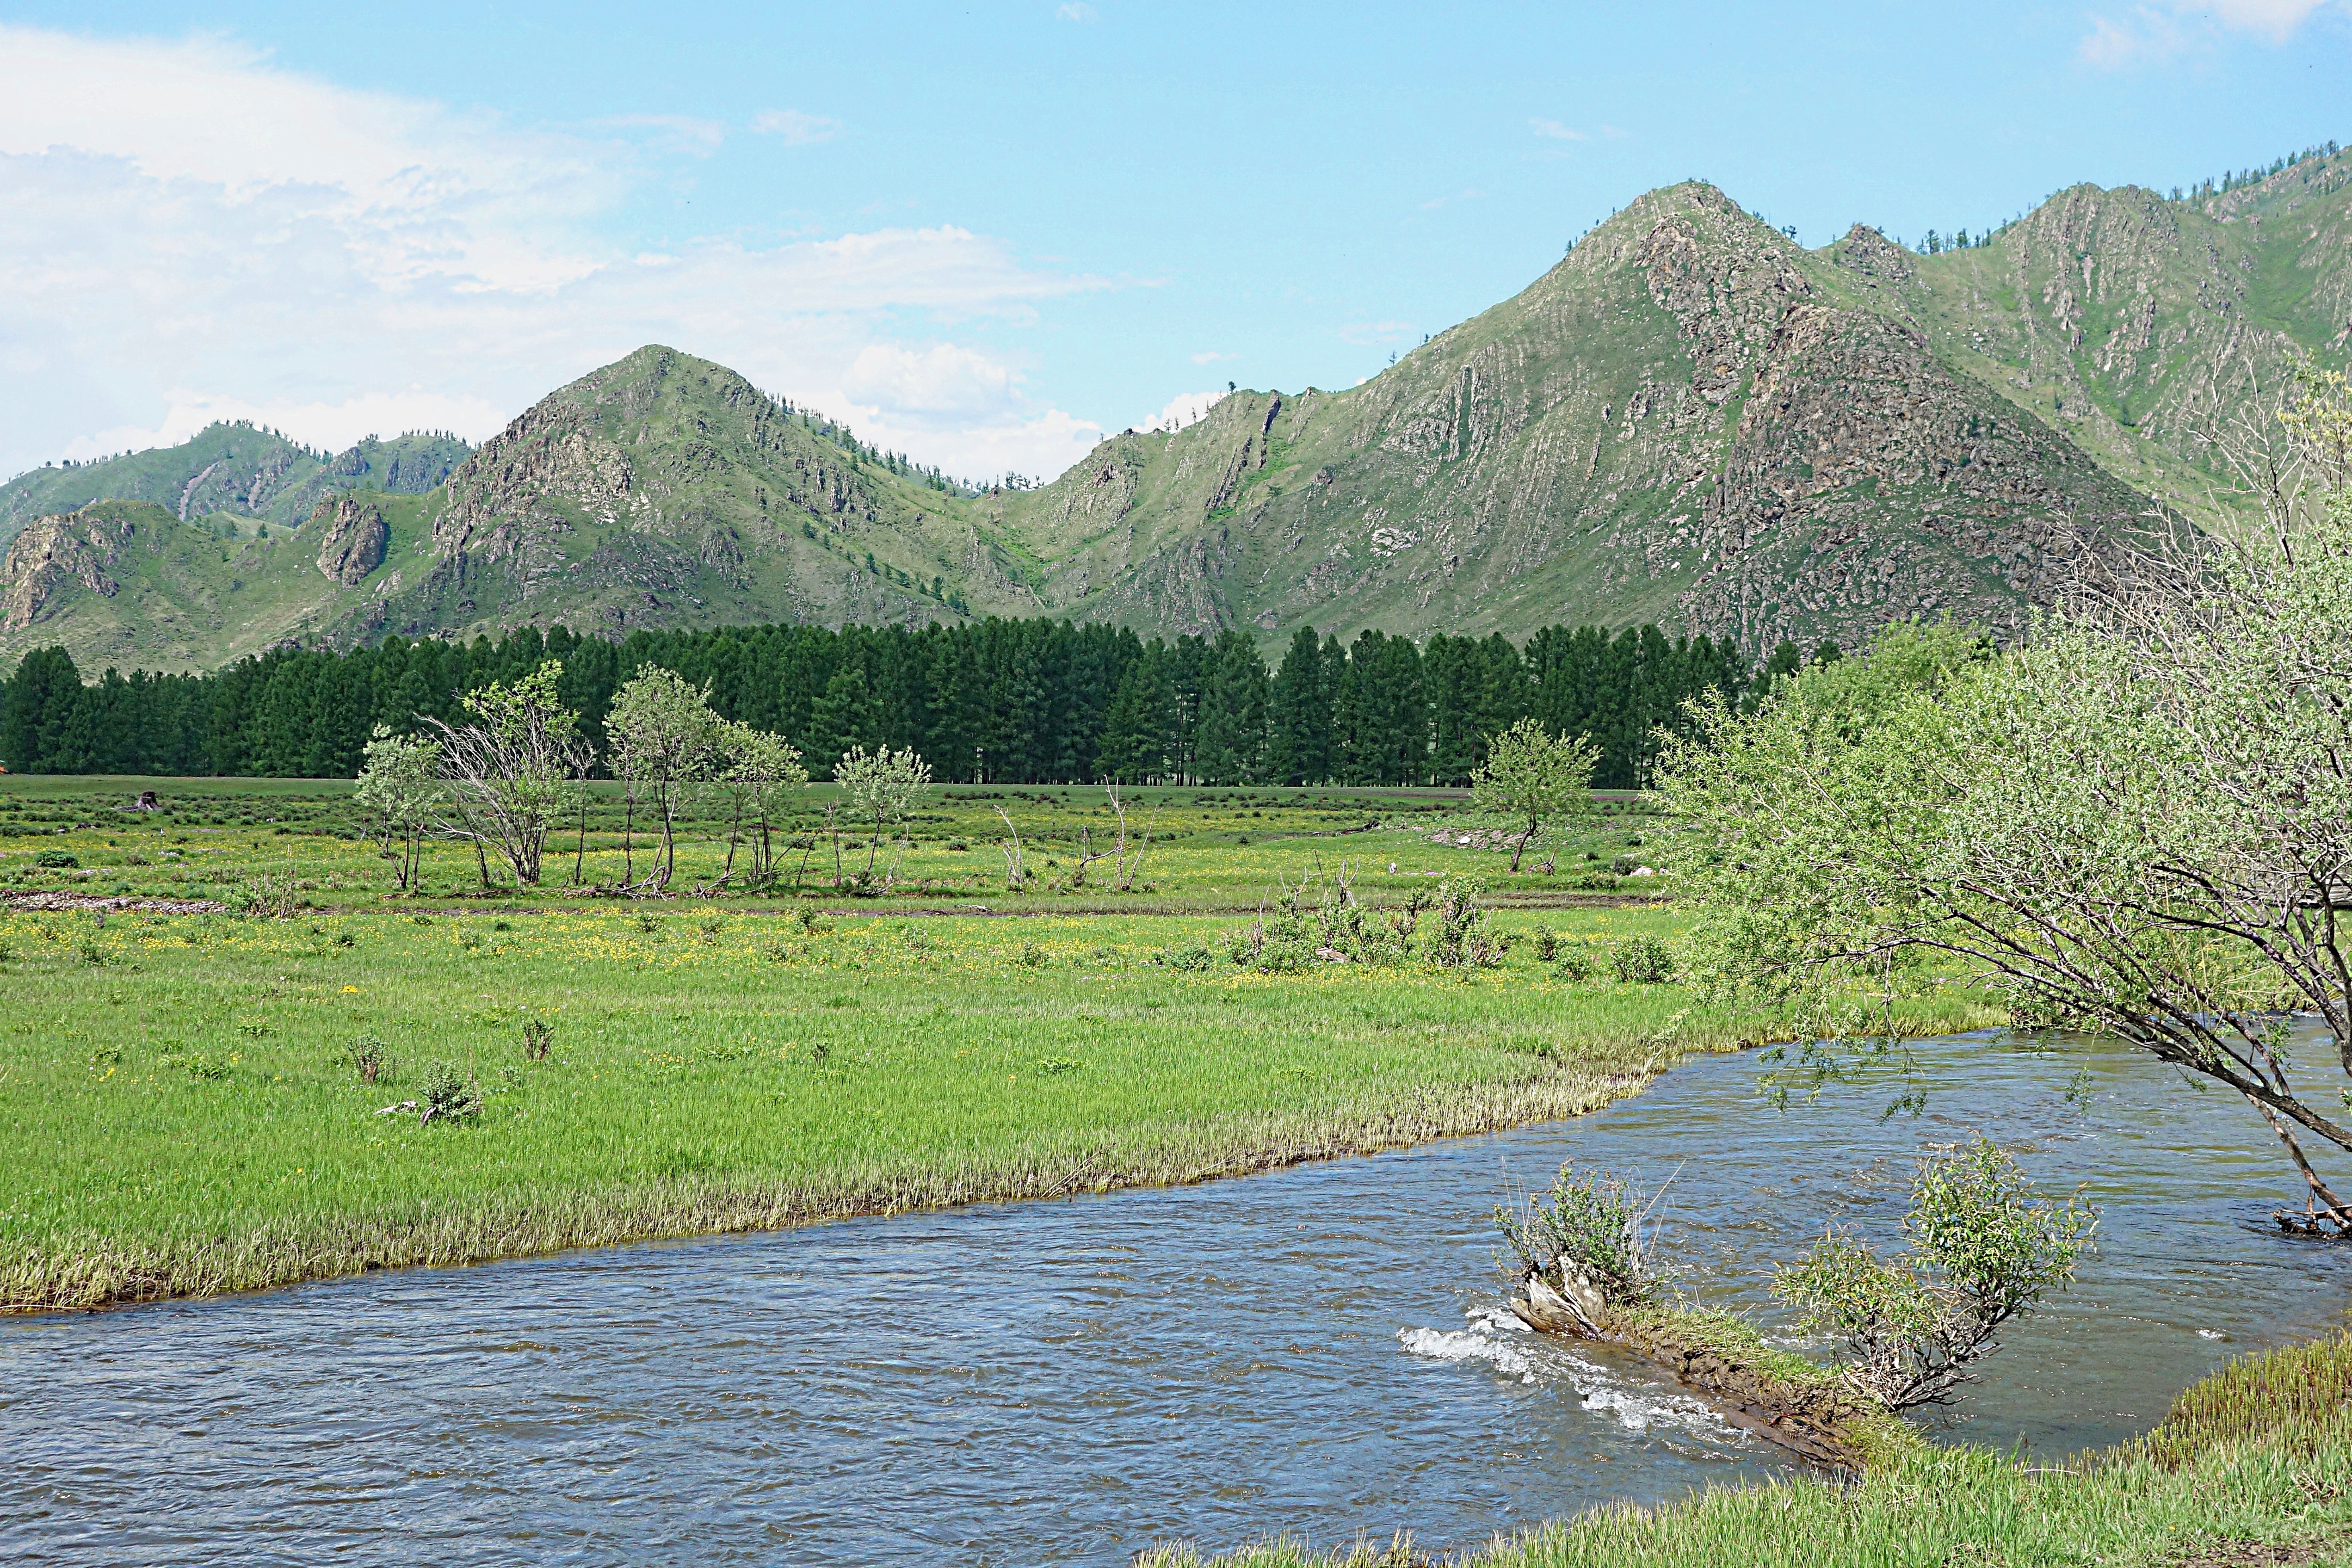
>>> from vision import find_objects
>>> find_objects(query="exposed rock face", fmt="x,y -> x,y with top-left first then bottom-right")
0,506 -> 129,630
312,497 -> 388,585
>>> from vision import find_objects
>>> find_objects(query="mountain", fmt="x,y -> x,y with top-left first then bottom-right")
982,182 -> 2160,650
4,148 -> 2346,672
349,346 -> 1015,647
0,490 -> 447,672
0,426 -> 471,552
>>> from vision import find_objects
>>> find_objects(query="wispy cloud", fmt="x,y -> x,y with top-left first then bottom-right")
1339,320 -> 1416,345
0,24 -> 1115,485
1057,3 -> 1098,20
1189,350 -> 1234,364
1528,118 -> 1588,141
606,113 -> 726,154
751,107 -> 841,145
2079,0 -> 2338,67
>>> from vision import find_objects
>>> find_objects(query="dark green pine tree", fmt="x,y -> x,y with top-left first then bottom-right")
1264,627 -> 1330,785
1193,629 -> 1270,785
1095,650 -> 1170,782
806,662 -> 880,780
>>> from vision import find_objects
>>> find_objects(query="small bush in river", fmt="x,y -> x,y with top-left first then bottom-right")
1774,1136 -> 2095,1410
1495,1161 -> 1658,1310
1611,935 -> 1675,984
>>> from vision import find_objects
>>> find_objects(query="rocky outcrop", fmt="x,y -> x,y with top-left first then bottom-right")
0,506 -> 130,629
311,497 -> 388,585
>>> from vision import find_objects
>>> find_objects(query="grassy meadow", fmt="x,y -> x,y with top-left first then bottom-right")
0,773 -> 1671,913
0,774 -> 2002,1312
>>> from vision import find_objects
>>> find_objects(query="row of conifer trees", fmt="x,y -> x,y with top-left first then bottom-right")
1,616 -> 1825,788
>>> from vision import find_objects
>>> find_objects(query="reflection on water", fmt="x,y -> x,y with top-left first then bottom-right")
5,1033 -> 2349,1566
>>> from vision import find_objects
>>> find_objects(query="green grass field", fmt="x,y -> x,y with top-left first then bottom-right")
0,774 -> 1672,913
0,775 -> 1999,1312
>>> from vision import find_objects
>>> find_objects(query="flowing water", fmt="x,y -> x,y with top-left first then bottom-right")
7,1032 -> 2351,1566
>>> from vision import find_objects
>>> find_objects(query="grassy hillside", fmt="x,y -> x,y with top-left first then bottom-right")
991,182 -> 2158,650
0,491 -> 448,672
1881,150 -> 2352,526
0,427 -> 470,555
334,345 -> 1029,649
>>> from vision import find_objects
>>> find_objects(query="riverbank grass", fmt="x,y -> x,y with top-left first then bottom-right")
1139,1332 -> 2352,1568
1,902 -> 2002,1311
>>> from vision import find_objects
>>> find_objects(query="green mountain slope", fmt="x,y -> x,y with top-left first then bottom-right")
0,491 -> 446,671
0,427 -> 471,552
989,181 -> 2159,649
342,346 -> 1009,648
1866,152 -> 2352,524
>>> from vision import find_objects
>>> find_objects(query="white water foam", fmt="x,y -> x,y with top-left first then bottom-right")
1398,1308 -> 1733,1439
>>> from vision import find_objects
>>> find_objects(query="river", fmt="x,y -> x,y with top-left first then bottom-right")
5,1032 -> 2349,1565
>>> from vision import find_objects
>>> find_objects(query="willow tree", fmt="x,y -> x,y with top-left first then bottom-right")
1470,717 -> 1598,871
604,666 -> 723,889
712,722 -> 807,887
1659,369 -> 2352,1232
424,662 -> 585,888
355,724 -> 440,893
835,743 -> 931,879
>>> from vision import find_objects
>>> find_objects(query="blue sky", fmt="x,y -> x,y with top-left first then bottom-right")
0,1 -> 2343,485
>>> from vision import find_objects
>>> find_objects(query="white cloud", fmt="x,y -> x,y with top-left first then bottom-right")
751,108 -> 841,145
1189,349 -> 1235,364
1057,3 -> 1099,20
0,25 -> 1113,487
1528,119 -> 1589,141
604,113 -> 727,154
61,390 -> 513,462
1126,391 -> 1226,433
1339,320 -> 1416,345
2079,0 -> 2338,65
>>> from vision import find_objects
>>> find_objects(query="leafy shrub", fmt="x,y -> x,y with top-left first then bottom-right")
1161,944 -> 1214,972
1014,941 -> 1048,968
34,850 -> 77,869
1567,871 -> 1618,891
1553,945 -> 1596,983
1495,1162 -> 1658,1310
1533,929 -> 1559,962
331,930 -> 357,948
162,1049 -> 230,1081
634,911 -> 661,934
1611,935 -> 1676,984
1609,853 -> 1643,875
1423,876 -> 1504,970
417,1061 -> 483,1125
520,1018 -> 553,1061
342,1036 -> 391,1083
1774,1136 -> 2095,1410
